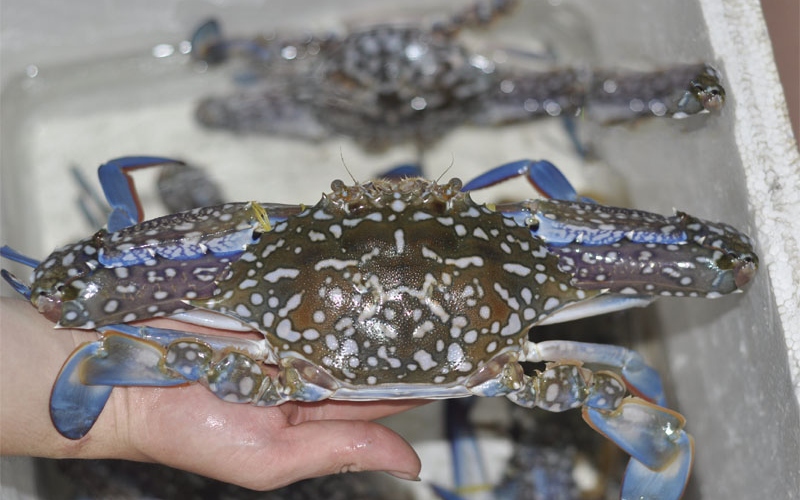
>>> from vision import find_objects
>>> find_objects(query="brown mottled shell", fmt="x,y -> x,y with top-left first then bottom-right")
202,179 -> 587,386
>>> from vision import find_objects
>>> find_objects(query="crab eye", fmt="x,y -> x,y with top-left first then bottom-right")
716,252 -> 743,270
528,218 -> 540,232
741,254 -> 758,267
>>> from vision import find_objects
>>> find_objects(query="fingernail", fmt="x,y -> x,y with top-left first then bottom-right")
386,470 -> 421,482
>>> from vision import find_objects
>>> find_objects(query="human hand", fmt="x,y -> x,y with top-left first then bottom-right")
0,299 -> 422,489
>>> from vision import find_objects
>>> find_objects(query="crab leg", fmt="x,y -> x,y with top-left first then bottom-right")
50,333 -> 186,439
462,159 -> 690,245
191,1 -> 519,66
190,19 -> 334,67
52,322 -> 349,439
461,159 -> 586,201
49,325 -> 273,439
0,247 -> 40,299
443,398 -> 491,497
71,165 -> 112,229
0,246 -> 40,269
502,342 -> 687,497
522,339 -> 666,405
496,361 -> 691,500
97,156 -> 186,232
379,163 -> 425,179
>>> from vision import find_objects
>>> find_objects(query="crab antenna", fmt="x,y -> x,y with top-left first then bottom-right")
434,153 -> 456,184
339,146 -> 359,184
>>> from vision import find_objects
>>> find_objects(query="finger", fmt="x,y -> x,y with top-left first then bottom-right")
258,419 -> 421,489
282,399 -> 429,425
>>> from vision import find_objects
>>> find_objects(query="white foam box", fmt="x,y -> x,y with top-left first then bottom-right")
1,1 -> 798,498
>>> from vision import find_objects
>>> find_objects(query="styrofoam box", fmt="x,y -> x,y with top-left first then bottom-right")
1,1 -> 798,498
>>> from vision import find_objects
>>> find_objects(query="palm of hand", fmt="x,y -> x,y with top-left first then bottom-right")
112,348 -> 423,490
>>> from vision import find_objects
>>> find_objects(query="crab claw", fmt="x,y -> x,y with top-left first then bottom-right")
583,398 -> 693,500
622,432 -> 693,500
50,342 -> 113,439
51,332 -> 188,439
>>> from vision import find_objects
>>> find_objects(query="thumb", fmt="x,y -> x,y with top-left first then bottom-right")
268,419 -> 421,488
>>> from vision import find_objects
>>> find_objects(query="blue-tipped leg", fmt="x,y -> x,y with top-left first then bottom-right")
98,156 -> 185,232
379,163 -> 424,179
430,398 -> 488,500
461,159 -> 589,202
1,245 -> 41,268
1,269 -> 31,299
71,166 -> 111,229
1,246 -> 40,299
446,398 -> 489,494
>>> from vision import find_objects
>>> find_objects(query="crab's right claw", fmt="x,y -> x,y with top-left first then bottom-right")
583,398 -> 693,500
622,432 -> 693,500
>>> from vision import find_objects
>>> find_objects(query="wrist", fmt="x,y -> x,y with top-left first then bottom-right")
0,298 -> 137,460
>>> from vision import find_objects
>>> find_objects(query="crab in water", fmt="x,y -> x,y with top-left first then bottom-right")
2,157 -> 756,499
190,0 -> 726,151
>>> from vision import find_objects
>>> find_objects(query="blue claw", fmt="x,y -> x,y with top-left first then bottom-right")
621,357 -> 667,407
583,399 -> 693,500
50,342 -> 114,440
79,332 -> 188,387
98,156 -> 185,232
51,333 -> 189,440
622,432 -> 693,500
461,159 -> 586,202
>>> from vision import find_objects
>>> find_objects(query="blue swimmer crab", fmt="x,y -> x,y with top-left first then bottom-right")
2,157 -> 756,500
190,0 -> 726,150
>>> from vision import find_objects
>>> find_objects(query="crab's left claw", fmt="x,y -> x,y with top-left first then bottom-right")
51,332 -> 188,439
584,398 -> 693,500
50,342 -> 114,439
